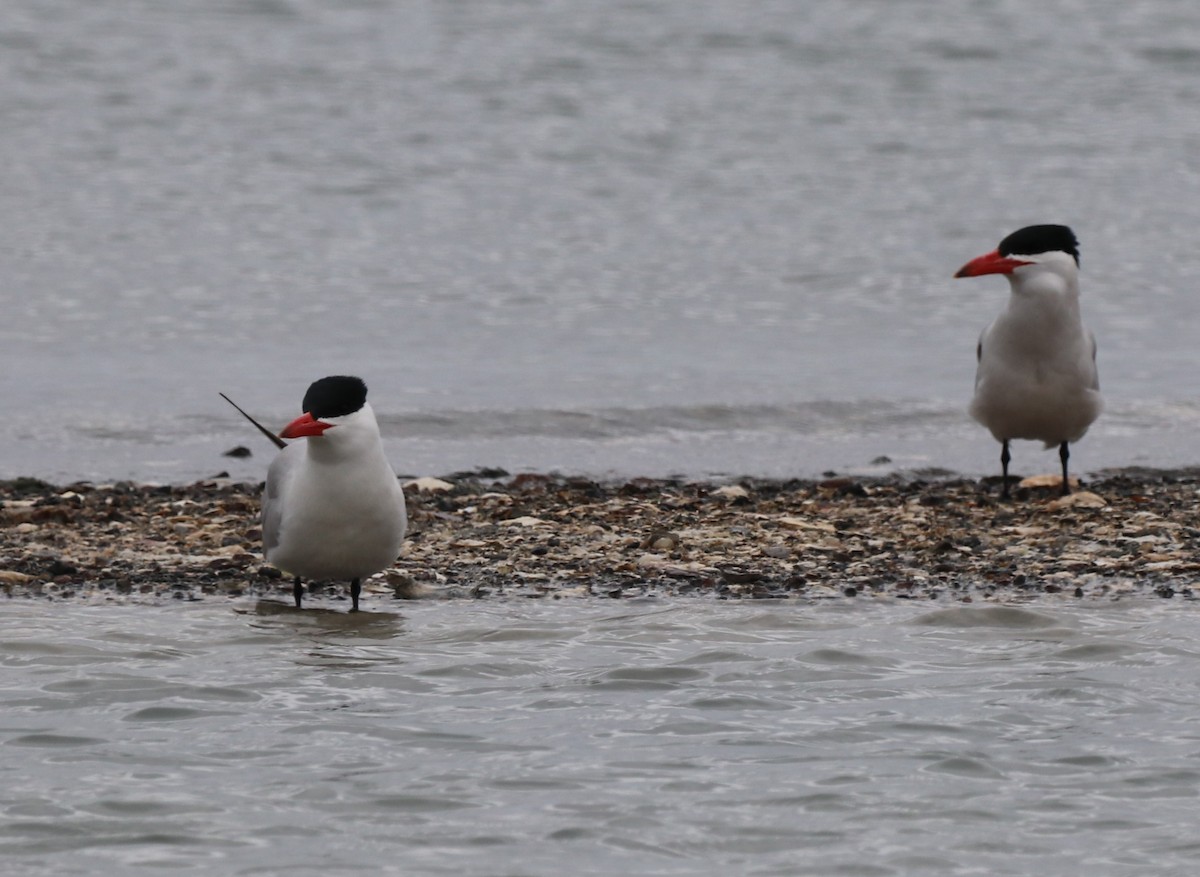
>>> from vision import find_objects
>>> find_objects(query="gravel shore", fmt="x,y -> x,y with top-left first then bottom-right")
3,469 -> 1199,607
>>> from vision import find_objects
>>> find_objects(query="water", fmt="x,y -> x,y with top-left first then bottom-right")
2,598 -> 1199,875
7,9 -> 1200,873
4,0 -> 1200,482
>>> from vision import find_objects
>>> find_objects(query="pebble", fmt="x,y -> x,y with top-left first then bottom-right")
712,485 -> 750,500
508,516 -> 550,528
777,516 -> 836,534
404,477 -> 455,494
1019,474 -> 1080,491
1046,491 -> 1108,510
641,530 -> 681,551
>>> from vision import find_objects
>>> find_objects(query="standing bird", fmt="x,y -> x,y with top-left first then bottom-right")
261,376 -> 407,611
955,225 -> 1102,499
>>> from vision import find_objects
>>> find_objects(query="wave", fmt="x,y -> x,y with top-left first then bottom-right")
372,397 -> 1200,442
374,399 -> 970,442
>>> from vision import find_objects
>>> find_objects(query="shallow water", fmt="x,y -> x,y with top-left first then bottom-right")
4,598 -> 1200,875
5,0 -> 1200,482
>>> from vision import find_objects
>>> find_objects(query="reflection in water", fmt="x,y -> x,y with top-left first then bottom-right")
236,600 -> 408,668
243,599 -> 406,638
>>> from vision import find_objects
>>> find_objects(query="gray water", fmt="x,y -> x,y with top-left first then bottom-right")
3,599 -> 1200,876
5,0 -> 1200,482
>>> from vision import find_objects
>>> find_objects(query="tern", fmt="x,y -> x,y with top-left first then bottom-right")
955,224 -> 1102,499
240,376 -> 407,611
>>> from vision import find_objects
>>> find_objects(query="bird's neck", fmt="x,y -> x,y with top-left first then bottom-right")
1006,272 -> 1082,322
304,413 -> 385,467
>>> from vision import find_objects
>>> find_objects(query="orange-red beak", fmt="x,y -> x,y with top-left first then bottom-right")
279,411 -> 334,439
954,249 -> 1030,278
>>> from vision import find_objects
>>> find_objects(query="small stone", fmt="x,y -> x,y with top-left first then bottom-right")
404,477 -> 455,493
384,572 -> 424,600
223,446 -> 252,459
640,530 -> 680,551
508,516 -> 550,528
47,559 -> 78,577
1046,491 -> 1107,511
0,570 -> 34,584
778,517 -> 836,534
1020,474 -> 1080,491
820,478 -> 868,497
718,566 -> 762,584
712,485 -> 749,500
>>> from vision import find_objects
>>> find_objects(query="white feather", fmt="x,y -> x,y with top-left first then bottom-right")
262,402 -> 407,582
970,251 -> 1102,448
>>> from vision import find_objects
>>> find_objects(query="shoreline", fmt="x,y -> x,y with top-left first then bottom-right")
2,468 -> 1199,606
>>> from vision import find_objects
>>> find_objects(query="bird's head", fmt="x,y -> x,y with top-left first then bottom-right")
279,375 -> 369,441
955,224 -> 1080,280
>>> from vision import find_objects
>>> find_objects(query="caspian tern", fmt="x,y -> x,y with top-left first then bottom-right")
955,224 -> 1102,499
260,376 -> 408,611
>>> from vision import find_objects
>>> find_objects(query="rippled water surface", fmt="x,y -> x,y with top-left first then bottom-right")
5,0 -> 1200,481
4,599 -> 1200,875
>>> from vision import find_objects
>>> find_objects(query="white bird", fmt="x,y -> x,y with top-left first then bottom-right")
955,224 -> 1102,499
261,376 -> 407,611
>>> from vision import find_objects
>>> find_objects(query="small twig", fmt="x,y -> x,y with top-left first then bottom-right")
219,392 -> 286,450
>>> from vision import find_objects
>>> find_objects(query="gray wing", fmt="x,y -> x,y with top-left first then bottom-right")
261,447 -> 297,556
1088,330 -> 1100,391
974,329 -> 986,389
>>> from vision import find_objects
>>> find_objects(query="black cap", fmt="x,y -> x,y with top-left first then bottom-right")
301,376 -> 368,419
998,225 -> 1080,266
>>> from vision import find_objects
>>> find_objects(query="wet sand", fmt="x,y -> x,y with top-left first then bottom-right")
2,469 -> 1199,606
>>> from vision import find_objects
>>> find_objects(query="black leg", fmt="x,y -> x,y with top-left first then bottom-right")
999,440 -> 1012,499
293,576 -> 303,609
350,578 -> 361,612
1059,441 -> 1071,496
